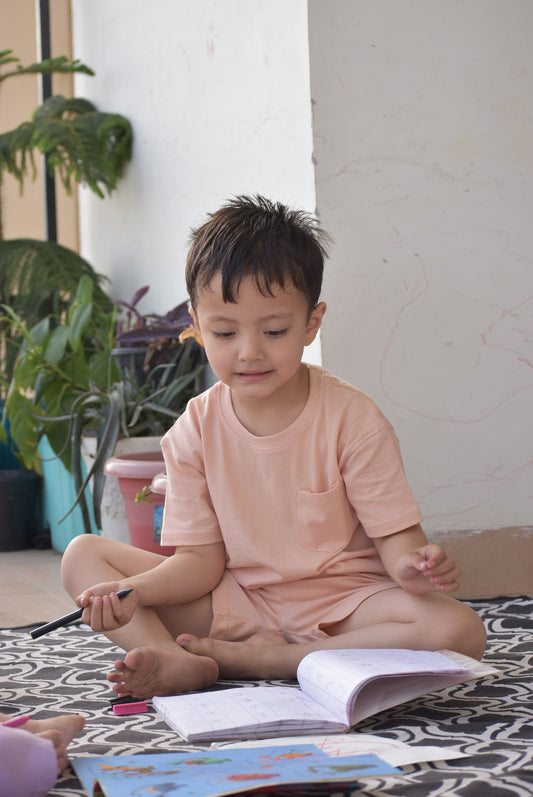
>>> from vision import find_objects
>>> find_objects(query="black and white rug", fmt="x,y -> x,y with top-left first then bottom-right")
1,597 -> 532,797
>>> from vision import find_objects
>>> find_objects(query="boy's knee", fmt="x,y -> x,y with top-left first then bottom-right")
447,603 -> 486,660
61,533 -> 102,588
465,609 -> 487,659
62,532 -> 99,563
422,596 -> 486,660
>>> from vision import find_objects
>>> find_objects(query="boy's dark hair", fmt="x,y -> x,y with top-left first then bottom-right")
186,195 -> 329,311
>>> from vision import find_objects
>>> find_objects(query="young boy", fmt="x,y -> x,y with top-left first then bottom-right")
61,195 -> 486,700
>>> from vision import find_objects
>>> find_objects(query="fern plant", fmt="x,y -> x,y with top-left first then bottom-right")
0,48 -> 132,392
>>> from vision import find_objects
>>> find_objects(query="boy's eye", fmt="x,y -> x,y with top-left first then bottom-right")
266,328 -> 289,337
212,331 -> 234,339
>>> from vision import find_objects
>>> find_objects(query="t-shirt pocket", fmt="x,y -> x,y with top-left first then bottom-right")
296,479 -> 355,553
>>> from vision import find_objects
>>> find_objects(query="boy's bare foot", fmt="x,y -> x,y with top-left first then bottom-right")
177,631 -> 301,680
107,640 -> 219,698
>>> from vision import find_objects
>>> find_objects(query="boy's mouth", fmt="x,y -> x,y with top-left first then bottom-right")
235,370 -> 274,382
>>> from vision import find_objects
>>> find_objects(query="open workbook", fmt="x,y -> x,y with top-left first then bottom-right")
153,648 -> 496,742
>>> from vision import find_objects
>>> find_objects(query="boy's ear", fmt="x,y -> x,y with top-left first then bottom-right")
304,301 -> 327,346
189,306 -> 200,330
182,307 -> 205,347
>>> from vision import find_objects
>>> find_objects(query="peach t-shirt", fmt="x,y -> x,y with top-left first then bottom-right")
161,365 -> 422,588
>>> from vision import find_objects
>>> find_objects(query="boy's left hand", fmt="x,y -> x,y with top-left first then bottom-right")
396,544 -> 461,594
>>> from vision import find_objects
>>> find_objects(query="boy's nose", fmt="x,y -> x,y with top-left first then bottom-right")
238,335 -> 263,362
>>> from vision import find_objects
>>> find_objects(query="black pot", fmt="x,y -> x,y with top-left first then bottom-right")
0,470 -> 44,551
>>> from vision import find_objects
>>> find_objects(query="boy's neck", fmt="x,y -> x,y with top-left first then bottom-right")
230,364 -> 310,437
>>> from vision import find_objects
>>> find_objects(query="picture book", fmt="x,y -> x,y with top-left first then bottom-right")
153,648 -> 497,742
72,743 -> 399,797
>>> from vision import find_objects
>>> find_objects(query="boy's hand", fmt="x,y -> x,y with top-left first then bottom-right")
396,544 -> 461,594
76,583 -> 137,631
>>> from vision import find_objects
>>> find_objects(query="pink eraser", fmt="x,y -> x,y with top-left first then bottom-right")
112,700 -> 148,716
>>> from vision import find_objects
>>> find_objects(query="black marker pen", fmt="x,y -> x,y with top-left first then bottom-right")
29,588 -> 134,639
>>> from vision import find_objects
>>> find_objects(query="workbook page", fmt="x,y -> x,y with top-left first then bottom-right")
154,685 -> 347,741
296,649 -> 469,727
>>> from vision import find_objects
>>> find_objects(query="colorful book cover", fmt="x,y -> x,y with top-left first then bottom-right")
73,743 -> 399,797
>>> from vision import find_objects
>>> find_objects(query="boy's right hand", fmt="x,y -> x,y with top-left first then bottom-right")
76,583 -> 137,631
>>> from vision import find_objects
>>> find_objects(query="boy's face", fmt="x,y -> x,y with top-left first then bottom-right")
191,274 -> 326,407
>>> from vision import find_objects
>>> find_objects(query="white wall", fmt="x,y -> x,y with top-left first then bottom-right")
71,0 -> 532,535
309,0 -> 533,533
71,0 -> 322,360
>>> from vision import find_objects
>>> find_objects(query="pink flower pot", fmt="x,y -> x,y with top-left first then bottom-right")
103,451 -> 174,556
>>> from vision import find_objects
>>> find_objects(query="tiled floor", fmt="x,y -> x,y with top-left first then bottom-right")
0,548 -> 74,628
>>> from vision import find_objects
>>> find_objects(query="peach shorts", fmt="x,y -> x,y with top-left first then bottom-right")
209,569 -> 399,643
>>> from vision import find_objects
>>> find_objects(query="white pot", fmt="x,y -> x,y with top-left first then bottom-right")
81,436 -> 162,544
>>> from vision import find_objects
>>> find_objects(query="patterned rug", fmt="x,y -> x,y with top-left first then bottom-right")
1,597 -> 532,797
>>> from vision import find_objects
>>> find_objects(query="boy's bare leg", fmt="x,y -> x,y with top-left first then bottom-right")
178,588 -> 487,681
61,535 -> 218,698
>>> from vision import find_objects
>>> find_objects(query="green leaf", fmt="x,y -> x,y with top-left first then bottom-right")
28,317 -> 51,347
0,240 -> 113,332
5,391 -> 43,469
68,304 -> 92,350
65,351 -> 90,389
75,273 -> 94,304
0,49 -> 19,67
12,359 -> 36,390
44,325 -> 69,365
0,96 -> 131,195
89,350 -> 118,387
65,405 -> 92,532
32,371 -> 49,404
42,416 -> 72,472
0,54 -> 94,83
68,389 -> 121,531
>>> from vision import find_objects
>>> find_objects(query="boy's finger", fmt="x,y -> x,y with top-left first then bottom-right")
110,591 -> 126,616
76,591 -> 91,608
102,595 -> 126,629
80,604 -> 94,626
435,580 -> 460,593
431,566 -> 461,585
431,559 -> 461,578
89,595 -> 107,630
424,544 -> 446,567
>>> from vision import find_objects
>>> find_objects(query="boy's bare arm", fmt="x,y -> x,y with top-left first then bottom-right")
374,524 -> 461,595
76,541 -> 226,629
130,541 -> 226,605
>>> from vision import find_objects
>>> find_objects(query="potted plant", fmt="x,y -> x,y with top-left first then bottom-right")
2,281 -> 206,549
0,48 -> 132,551
87,285 -> 206,554
1,275 -> 118,547
0,49 -> 132,387
102,452 -> 174,556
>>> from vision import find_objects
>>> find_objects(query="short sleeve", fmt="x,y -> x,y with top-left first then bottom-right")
160,409 -> 224,547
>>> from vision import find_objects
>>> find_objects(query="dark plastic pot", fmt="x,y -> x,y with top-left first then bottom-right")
0,398 -> 23,470
0,470 -> 43,551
